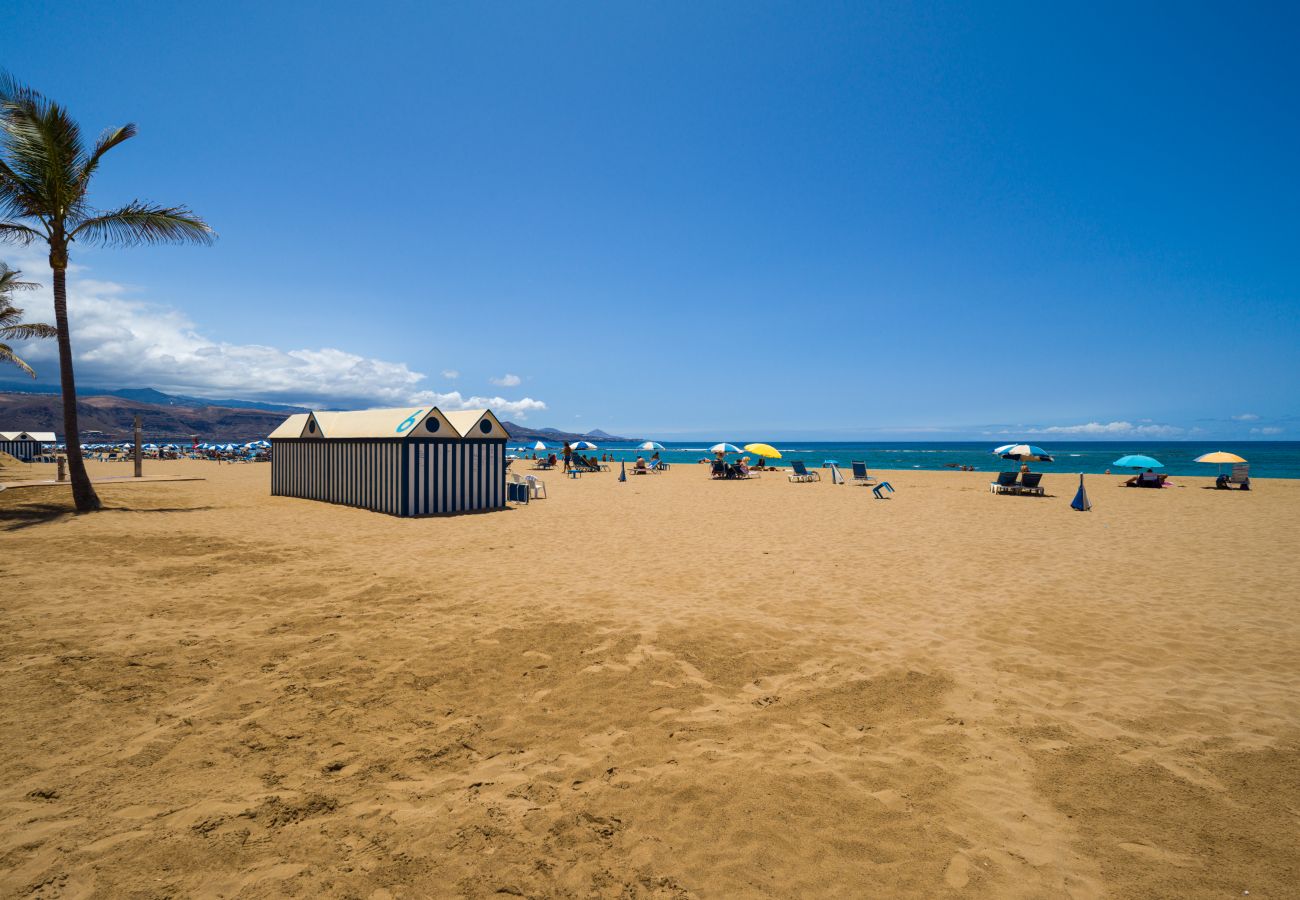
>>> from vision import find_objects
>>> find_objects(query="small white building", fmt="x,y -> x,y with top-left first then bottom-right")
268,407 -> 510,516
0,430 -> 55,461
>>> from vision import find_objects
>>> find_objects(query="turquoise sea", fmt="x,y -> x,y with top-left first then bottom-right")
518,441 -> 1300,479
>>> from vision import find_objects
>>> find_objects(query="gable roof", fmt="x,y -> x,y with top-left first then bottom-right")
0,431 -> 55,442
267,414 -> 310,440
443,409 -> 508,439
267,407 -> 493,440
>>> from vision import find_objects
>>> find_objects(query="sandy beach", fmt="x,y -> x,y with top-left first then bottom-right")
1,459 -> 1297,898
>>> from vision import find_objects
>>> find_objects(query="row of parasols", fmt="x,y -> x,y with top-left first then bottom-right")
994,443 -> 1248,473
74,440 -> 272,452
511,440 -> 783,458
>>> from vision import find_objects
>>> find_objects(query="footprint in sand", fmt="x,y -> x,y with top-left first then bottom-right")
943,853 -> 971,889
1118,841 -> 1198,868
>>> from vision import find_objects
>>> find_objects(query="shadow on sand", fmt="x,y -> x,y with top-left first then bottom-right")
0,494 -> 213,532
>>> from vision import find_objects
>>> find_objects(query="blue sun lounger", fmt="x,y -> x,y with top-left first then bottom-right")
788,461 -> 820,483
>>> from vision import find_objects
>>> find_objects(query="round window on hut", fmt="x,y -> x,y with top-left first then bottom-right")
425,418 -> 440,433
479,420 -> 492,434
307,420 -> 316,433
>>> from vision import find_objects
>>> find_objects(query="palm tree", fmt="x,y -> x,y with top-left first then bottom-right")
0,262 -> 55,376
0,75 -> 214,512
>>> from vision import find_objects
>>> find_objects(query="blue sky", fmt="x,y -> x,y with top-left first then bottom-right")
3,1 -> 1297,439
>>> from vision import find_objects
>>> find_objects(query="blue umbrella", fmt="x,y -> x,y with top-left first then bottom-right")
638,441 -> 665,450
709,443 -> 742,453
1113,454 -> 1162,469
571,440 -> 598,450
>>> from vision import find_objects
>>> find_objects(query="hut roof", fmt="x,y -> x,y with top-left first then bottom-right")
0,430 -> 55,441
267,407 -> 502,440
443,409 -> 509,439
267,414 -> 310,440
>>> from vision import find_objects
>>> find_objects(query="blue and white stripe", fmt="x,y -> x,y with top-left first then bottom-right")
0,439 -> 42,461
271,438 -> 505,516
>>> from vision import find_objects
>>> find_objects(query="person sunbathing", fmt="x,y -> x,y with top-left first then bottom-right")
1125,469 -> 1166,487
634,456 -> 647,474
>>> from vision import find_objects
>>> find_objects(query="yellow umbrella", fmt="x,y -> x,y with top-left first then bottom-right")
1194,451 -> 1246,464
743,443 -> 782,459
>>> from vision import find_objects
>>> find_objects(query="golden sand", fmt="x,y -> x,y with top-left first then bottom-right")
1,460 -> 1297,898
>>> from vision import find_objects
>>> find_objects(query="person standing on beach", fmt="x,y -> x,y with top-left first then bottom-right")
563,442 -> 572,473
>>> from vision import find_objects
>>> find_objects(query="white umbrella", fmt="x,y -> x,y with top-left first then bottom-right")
533,440 -> 548,450
710,443 -> 742,453
639,441 -> 665,450
571,441 -> 598,450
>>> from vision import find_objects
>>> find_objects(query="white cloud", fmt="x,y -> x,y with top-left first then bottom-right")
5,262 -> 547,419
441,369 -> 459,380
409,390 -> 546,421
1036,421 -> 1186,437
1232,413 -> 1260,421
1250,426 -> 1283,435
490,373 -> 522,387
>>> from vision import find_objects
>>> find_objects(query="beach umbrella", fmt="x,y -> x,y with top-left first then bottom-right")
1194,450 -> 1247,477
992,443 -> 1054,462
639,441 -> 665,451
571,440 -> 598,450
1113,454 -> 1163,469
709,443 -> 742,454
1071,474 -> 1092,511
1194,451 -> 1246,464
533,440 -> 548,450
618,461 -> 627,482
743,443 -> 782,459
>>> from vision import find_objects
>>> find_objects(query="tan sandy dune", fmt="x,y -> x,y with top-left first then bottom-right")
1,459 -> 1297,898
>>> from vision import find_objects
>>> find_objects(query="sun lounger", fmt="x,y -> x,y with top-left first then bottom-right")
788,461 -> 820,483
872,481 -> 894,499
851,461 -> 874,485
989,471 -> 1020,494
1127,472 -> 1164,488
648,459 -> 667,473
1217,463 -> 1251,490
1019,472 -> 1044,496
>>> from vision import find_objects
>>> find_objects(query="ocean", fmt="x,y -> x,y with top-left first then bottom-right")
516,441 -> 1300,479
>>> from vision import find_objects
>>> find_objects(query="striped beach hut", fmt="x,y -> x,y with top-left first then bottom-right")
0,430 -> 55,461
268,406 -> 510,516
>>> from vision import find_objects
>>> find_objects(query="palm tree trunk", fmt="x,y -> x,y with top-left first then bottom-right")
51,265 -> 101,512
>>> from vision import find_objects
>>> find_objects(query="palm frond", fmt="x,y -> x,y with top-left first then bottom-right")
0,221 -> 44,244
0,262 -> 38,293
0,156 -> 45,222
0,73 -> 89,223
71,201 -> 215,246
0,321 -> 56,340
0,341 -> 38,377
77,124 -> 137,189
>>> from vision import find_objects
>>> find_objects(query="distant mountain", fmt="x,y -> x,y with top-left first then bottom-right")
0,380 -> 308,414
499,422 -> 636,442
0,391 -> 292,442
0,382 -> 635,443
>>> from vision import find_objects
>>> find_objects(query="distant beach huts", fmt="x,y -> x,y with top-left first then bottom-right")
0,430 -> 54,461
268,407 -> 510,516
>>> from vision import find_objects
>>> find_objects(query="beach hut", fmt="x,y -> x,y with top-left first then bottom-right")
0,430 -> 55,461
268,406 -> 510,516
